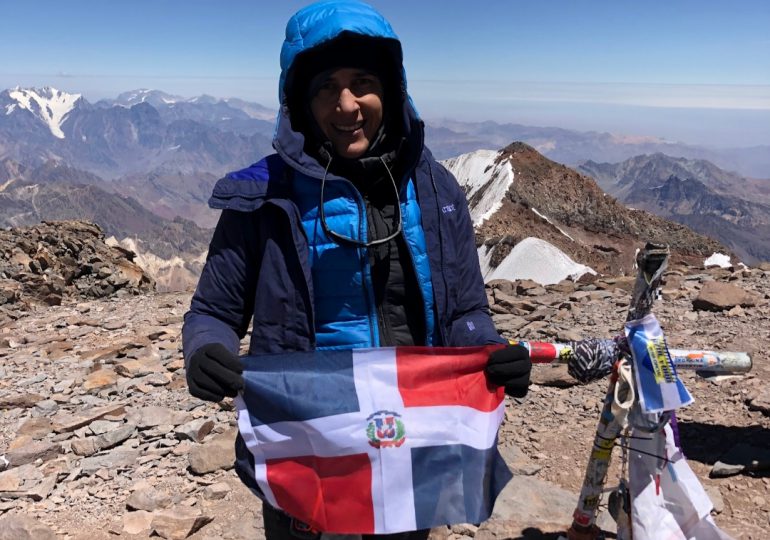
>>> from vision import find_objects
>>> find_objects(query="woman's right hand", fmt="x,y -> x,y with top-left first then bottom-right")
186,343 -> 244,402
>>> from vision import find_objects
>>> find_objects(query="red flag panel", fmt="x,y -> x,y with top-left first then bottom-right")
266,453 -> 375,534
396,346 -> 505,412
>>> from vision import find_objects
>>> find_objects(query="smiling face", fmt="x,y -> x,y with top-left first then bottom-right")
310,68 -> 384,159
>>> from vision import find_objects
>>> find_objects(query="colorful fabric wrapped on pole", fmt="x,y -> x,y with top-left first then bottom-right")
567,338 -> 620,383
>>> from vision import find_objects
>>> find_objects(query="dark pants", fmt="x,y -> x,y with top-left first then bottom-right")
262,503 -> 431,540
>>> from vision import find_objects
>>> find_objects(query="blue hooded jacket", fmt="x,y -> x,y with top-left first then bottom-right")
183,0 -> 504,362
182,0 -> 505,500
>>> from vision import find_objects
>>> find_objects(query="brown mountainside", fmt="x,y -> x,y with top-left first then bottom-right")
474,143 -> 727,275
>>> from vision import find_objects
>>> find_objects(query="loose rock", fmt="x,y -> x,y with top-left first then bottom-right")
692,281 -> 758,311
0,515 -> 57,540
189,428 -> 237,474
151,507 -> 214,539
126,486 -> 173,512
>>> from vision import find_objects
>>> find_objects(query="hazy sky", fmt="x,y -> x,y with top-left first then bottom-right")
2,0 -> 769,146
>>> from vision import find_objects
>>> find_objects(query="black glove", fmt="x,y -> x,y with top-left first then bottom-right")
485,344 -> 532,398
187,343 -> 244,402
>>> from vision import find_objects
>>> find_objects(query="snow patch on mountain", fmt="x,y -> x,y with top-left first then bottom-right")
114,89 -> 183,107
8,87 -> 81,139
124,90 -> 151,103
442,149 -> 514,226
704,252 -> 732,268
478,237 -> 596,285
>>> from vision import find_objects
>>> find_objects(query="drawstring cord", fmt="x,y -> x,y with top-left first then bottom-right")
318,154 -> 403,248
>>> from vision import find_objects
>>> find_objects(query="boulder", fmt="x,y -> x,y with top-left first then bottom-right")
151,507 -> 213,539
692,281 -> 758,311
126,487 -> 172,512
5,440 -> 61,468
485,475 -> 614,535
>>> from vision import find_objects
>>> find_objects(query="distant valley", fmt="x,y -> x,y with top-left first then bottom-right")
0,159 -> 211,291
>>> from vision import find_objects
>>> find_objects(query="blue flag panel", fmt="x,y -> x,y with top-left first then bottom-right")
241,350 -> 360,425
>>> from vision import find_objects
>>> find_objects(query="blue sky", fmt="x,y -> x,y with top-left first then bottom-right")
2,0 -> 769,146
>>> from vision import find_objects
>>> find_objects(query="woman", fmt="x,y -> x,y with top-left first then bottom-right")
182,1 -> 531,538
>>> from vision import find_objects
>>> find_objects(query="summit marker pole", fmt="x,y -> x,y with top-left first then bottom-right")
565,243 -> 670,540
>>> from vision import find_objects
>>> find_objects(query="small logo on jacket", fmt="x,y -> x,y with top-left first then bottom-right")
441,204 -> 456,214
366,411 -> 406,448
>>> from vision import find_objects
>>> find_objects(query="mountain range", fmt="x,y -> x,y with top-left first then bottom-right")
0,157 -> 211,291
3,86 -> 769,182
1,86 -> 767,290
0,87 -> 274,180
427,119 -> 770,179
578,154 -> 770,264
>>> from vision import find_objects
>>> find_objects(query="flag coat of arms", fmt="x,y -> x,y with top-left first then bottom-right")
234,346 -> 511,534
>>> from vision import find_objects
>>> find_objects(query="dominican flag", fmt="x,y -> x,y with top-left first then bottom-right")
234,346 -> 511,534
625,314 -> 693,414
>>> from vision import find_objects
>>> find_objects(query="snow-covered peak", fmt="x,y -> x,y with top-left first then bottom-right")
114,89 -> 184,107
7,86 -> 81,139
478,237 -> 596,285
188,94 -> 219,105
442,149 -> 514,226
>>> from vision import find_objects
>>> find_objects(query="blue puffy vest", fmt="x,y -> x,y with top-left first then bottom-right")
291,171 -> 435,349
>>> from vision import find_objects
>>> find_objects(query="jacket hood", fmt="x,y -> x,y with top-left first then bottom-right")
274,0 -> 423,180
279,0 -> 404,105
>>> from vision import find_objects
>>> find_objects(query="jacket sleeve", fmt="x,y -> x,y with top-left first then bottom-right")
440,164 -> 506,346
182,209 -> 259,365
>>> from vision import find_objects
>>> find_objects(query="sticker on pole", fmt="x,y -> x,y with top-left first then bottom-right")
625,314 -> 693,413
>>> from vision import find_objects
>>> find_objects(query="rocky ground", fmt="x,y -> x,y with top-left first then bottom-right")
0,262 -> 768,539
